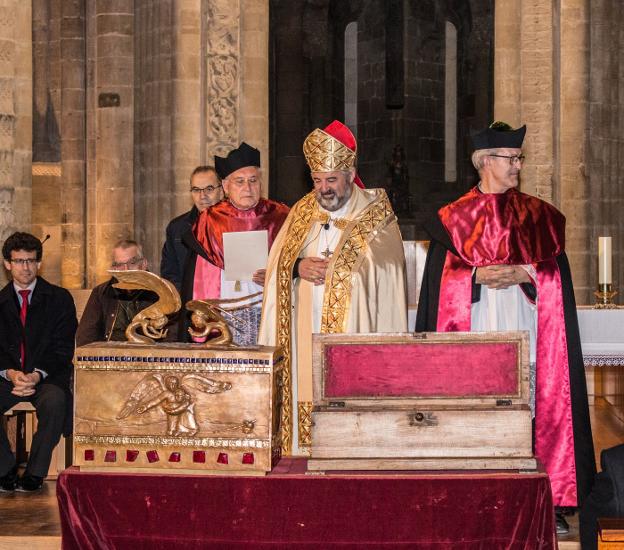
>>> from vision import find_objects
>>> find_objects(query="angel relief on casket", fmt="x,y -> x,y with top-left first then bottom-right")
117,373 -> 233,437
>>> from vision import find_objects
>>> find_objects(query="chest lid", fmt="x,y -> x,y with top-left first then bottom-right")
312,331 -> 530,408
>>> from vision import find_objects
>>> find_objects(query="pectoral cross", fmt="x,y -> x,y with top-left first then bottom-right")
321,248 -> 332,258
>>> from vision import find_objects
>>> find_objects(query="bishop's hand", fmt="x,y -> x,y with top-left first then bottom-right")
299,257 -> 330,286
475,265 -> 531,290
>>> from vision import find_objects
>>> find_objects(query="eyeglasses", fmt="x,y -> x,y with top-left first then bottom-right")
111,256 -> 145,269
489,154 -> 525,165
9,258 -> 38,266
191,184 -> 222,194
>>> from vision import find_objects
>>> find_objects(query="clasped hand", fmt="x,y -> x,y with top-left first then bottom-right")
7,369 -> 40,397
298,257 -> 330,286
475,265 -> 531,290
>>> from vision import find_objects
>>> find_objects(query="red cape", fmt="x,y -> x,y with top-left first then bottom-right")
434,188 -> 585,507
193,199 -> 290,270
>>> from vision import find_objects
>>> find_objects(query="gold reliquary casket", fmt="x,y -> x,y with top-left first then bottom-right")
308,331 -> 536,471
74,342 -> 283,474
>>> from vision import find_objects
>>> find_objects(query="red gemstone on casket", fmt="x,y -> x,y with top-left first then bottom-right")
242,452 -> 254,464
168,452 -> 181,463
217,452 -> 229,464
126,450 -> 139,462
193,451 -> 206,463
104,450 -> 117,462
146,450 -> 159,463
84,450 -> 95,461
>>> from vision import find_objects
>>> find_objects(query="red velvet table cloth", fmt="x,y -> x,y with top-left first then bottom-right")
57,459 -> 557,549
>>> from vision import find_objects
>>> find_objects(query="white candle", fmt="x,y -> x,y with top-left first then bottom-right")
598,236 -> 612,285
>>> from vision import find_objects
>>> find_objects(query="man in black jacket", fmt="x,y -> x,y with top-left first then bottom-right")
0,232 -> 77,492
160,166 -> 224,291
76,239 -> 157,346
580,444 -> 624,550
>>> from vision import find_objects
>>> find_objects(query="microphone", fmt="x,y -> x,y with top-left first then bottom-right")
41,234 -> 51,245
323,223 -> 330,230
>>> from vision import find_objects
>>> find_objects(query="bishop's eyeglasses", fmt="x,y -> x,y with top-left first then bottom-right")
488,154 -> 525,165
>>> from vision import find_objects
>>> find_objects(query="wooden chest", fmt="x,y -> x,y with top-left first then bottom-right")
73,342 -> 283,474
599,518 -> 624,550
308,332 -> 535,471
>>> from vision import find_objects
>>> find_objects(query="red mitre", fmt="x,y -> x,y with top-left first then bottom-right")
322,120 -> 365,188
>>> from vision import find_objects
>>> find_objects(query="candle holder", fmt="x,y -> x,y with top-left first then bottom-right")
594,283 -> 618,309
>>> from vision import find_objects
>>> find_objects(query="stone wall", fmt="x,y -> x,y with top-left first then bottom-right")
270,0 -> 493,220
132,0 -> 269,275
0,0 -> 32,287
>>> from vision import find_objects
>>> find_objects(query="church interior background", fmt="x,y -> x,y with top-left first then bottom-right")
0,1 -> 623,547
0,0 -> 621,305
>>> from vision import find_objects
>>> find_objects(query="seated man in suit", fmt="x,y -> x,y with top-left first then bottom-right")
0,232 -> 77,492
76,239 -> 158,346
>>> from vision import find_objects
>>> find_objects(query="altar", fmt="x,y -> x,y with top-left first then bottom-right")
578,307 -> 624,420
57,458 -> 557,549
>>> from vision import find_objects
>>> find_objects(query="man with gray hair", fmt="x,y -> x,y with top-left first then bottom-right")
76,239 -> 157,346
416,122 -> 595,531
180,142 -> 289,345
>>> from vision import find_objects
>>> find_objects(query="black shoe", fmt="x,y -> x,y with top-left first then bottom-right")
0,466 -> 18,493
555,513 -> 569,535
16,473 -> 44,493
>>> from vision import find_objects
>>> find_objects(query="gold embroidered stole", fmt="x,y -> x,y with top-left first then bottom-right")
274,189 -> 394,454
275,192 -> 317,454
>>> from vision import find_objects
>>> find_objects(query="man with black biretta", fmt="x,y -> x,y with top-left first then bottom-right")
416,122 -> 596,533
179,142 -> 289,345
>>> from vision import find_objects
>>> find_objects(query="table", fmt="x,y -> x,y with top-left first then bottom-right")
578,307 -> 624,418
57,459 -> 556,549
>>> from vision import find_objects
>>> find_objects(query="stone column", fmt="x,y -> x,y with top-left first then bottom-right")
86,0 -> 134,286
558,0 -> 590,300
0,0 -> 32,286
171,1 -> 202,215
134,0 -> 175,272
204,0 -> 269,196
134,0 -> 202,272
31,0 -> 62,285
588,0 -> 624,302
240,0 -> 269,193
494,0 -> 521,126
60,0 -> 87,289
494,0 -> 591,302
203,0 -> 240,159
495,0 -> 554,201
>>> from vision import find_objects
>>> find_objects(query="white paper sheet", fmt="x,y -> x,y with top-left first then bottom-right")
223,230 -> 268,281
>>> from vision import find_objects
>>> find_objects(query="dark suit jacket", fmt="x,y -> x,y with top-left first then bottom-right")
0,277 -> 77,391
580,443 -> 624,550
160,206 -> 199,291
